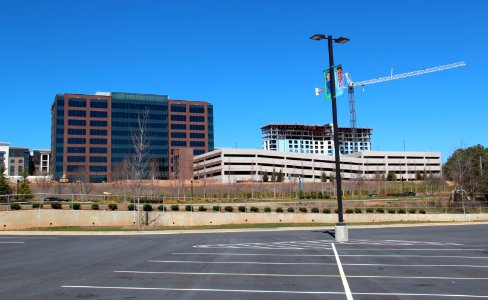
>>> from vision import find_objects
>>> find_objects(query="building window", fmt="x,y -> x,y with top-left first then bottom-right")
90,111 -> 107,118
68,128 -> 86,135
171,115 -> 186,122
68,110 -> 86,117
90,147 -> 107,154
190,141 -> 205,147
68,138 -> 86,144
190,124 -> 205,131
67,156 -> 86,162
68,119 -> 86,126
90,129 -> 107,136
90,156 -> 107,163
90,166 -> 107,172
90,138 -> 107,145
189,105 -> 205,113
68,99 -> 86,107
68,147 -> 86,153
190,133 -> 205,139
67,165 -> 84,172
171,132 -> 187,139
171,104 -> 186,112
90,120 -> 107,127
193,149 -> 205,155
171,141 -> 187,147
190,116 -> 205,122
171,124 -> 186,130
90,100 -> 108,108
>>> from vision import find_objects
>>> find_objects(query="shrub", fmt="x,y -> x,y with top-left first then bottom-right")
387,209 -> 396,214
185,205 -> 192,212
311,207 -> 319,213
91,203 -> 100,210
322,208 -> 331,214
157,205 -> 166,211
287,207 -> 295,213
238,206 -> 246,212
250,206 -> 259,213
108,203 -> 118,211
346,208 -> 354,214
376,208 -> 384,213
71,203 -> 81,210
32,202 -> 43,209
398,208 -> 406,214
171,205 -> 179,211
323,193 -> 331,199
143,204 -> 153,212
51,202 -> 62,209
334,209 -> 339,213
264,207 -> 271,213
354,208 -> 362,214
213,206 -> 221,212
224,206 -> 233,212
299,207 -> 307,213
127,204 -> 135,211
10,203 -> 21,210
408,208 -> 416,214
366,208 -> 374,213
419,209 -> 426,214
276,207 -> 284,213
198,206 -> 207,212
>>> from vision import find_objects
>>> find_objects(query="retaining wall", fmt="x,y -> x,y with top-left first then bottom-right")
2,210 -> 488,230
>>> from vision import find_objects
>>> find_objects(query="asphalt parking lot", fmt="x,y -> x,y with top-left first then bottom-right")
1,224 -> 488,299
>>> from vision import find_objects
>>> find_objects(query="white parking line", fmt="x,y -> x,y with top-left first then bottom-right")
62,285 -> 346,295
0,241 -> 25,244
332,243 -> 353,300
114,270 -> 340,277
173,252 -> 334,257
114,271 -> 488,281
353,292 -> 488,298
62,286 -> 488,298
149,260 -> 337,265
173,252 -> 488,259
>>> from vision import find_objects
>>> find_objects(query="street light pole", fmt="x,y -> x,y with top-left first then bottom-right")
310,34 -> 349,242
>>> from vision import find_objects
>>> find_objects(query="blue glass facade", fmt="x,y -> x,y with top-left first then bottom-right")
110,92 -> 169,178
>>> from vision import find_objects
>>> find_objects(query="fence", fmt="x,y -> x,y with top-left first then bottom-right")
1,193 -> 487,215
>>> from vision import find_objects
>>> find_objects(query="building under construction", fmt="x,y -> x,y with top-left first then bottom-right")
262,123 -> 372,155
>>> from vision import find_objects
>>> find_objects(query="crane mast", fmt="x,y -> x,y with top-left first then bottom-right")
346,61 -> 466,146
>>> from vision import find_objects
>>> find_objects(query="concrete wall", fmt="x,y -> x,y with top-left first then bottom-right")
2,210 -> 488,230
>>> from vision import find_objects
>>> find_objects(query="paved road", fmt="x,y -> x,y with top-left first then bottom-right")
1,224 -> 488,299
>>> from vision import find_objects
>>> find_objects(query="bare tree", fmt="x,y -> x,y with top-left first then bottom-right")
34,170 -> 51,195
128,109 -> 151,228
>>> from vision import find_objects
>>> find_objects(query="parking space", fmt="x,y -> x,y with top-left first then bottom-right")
1,224 -> 488,299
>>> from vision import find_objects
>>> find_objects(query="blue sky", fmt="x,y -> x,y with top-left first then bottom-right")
1,0 -> 487,162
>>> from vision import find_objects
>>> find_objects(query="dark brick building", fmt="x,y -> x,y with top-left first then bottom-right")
50,92 -> 213,182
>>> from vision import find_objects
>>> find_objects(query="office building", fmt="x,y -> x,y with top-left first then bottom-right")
262,123 -> 372,155
8,147 -> 30,177
194,148 -> 442,183
32,150 -> 51,176
50,92 -> 213,182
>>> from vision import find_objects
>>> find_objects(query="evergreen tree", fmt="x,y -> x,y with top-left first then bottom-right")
277,169 -> 284,182
271,168 -> 277,182
18,170 -> 33,200
0,165 -> 13,195
321,171 -> 327,182
387,171 -> 397,181
262,172 -> 269,182
415,170 -> 423,180
329,172 -> 335,183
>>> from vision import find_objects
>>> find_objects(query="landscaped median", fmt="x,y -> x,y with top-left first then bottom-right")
1,209 -> 488,230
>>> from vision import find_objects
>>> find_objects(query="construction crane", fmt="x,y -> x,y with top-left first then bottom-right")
345,61 -> 466,139
315,61 -> 467,145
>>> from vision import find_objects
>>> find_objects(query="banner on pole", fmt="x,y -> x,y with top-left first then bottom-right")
324,65 -> 345,100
